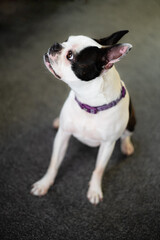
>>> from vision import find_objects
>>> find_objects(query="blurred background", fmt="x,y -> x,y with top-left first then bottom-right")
0,0 -> 160,239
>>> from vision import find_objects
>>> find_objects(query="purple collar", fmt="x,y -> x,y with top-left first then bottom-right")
75,85 -> 126,114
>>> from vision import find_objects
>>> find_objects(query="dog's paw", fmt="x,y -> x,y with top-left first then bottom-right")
31,178 -> 51,196
87,186 -> 103,205
121,138 -> 134,156
53,117 -> 59,129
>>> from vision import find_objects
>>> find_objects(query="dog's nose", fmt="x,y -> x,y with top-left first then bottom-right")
49,43 -> 62,55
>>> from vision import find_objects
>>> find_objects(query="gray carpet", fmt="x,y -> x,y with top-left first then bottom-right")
0,0 -> 160,239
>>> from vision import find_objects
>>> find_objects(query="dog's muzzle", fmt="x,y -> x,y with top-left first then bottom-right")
44,53 -> 61,79
49,43 -> 62,55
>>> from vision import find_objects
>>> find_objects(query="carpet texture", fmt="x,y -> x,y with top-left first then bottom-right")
0,0 -> 160,239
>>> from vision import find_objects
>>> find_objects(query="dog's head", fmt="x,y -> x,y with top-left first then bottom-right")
44,30 -> 132,84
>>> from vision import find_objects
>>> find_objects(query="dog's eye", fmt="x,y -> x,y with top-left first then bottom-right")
67,50 -> 73,60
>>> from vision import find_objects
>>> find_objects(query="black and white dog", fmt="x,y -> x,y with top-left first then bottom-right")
31,30 -> 136,205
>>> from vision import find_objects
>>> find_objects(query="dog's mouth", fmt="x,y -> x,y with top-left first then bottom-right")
44,53 -> 61,79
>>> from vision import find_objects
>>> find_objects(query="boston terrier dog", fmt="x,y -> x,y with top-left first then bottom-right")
31,30 -> 136,205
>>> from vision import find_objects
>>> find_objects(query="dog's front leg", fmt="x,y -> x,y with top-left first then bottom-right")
31,128 -> 71,196
87,141 -> 115,205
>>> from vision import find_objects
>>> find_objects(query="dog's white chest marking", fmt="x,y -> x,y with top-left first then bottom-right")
60,86 -> 129,147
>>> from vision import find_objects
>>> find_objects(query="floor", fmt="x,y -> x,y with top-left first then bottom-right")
0,0 -> 160,239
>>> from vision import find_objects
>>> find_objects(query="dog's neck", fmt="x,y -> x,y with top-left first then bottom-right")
69,66 -> 122,106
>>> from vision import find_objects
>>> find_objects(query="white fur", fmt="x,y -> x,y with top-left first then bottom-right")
31,35 -> 133,205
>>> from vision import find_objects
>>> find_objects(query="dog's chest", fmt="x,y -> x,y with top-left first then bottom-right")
60,92 -> 129,147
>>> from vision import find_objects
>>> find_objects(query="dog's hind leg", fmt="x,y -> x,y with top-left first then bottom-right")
120,99 -> 136,156
120,130 -> 134,156
53,117 -> 59,129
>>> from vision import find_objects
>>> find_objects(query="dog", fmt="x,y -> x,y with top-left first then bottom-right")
31,30 -> 136,205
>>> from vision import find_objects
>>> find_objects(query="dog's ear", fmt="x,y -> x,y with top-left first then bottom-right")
94,30 -> 129,46
100,43 -> 132,69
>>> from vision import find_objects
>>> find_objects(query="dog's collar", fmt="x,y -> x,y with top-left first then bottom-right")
75,84 -> 126,114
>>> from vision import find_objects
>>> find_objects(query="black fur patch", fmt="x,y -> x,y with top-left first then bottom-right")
94,30 -> 129,46
127,99 -> 136,132
71,47 -> 106,81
